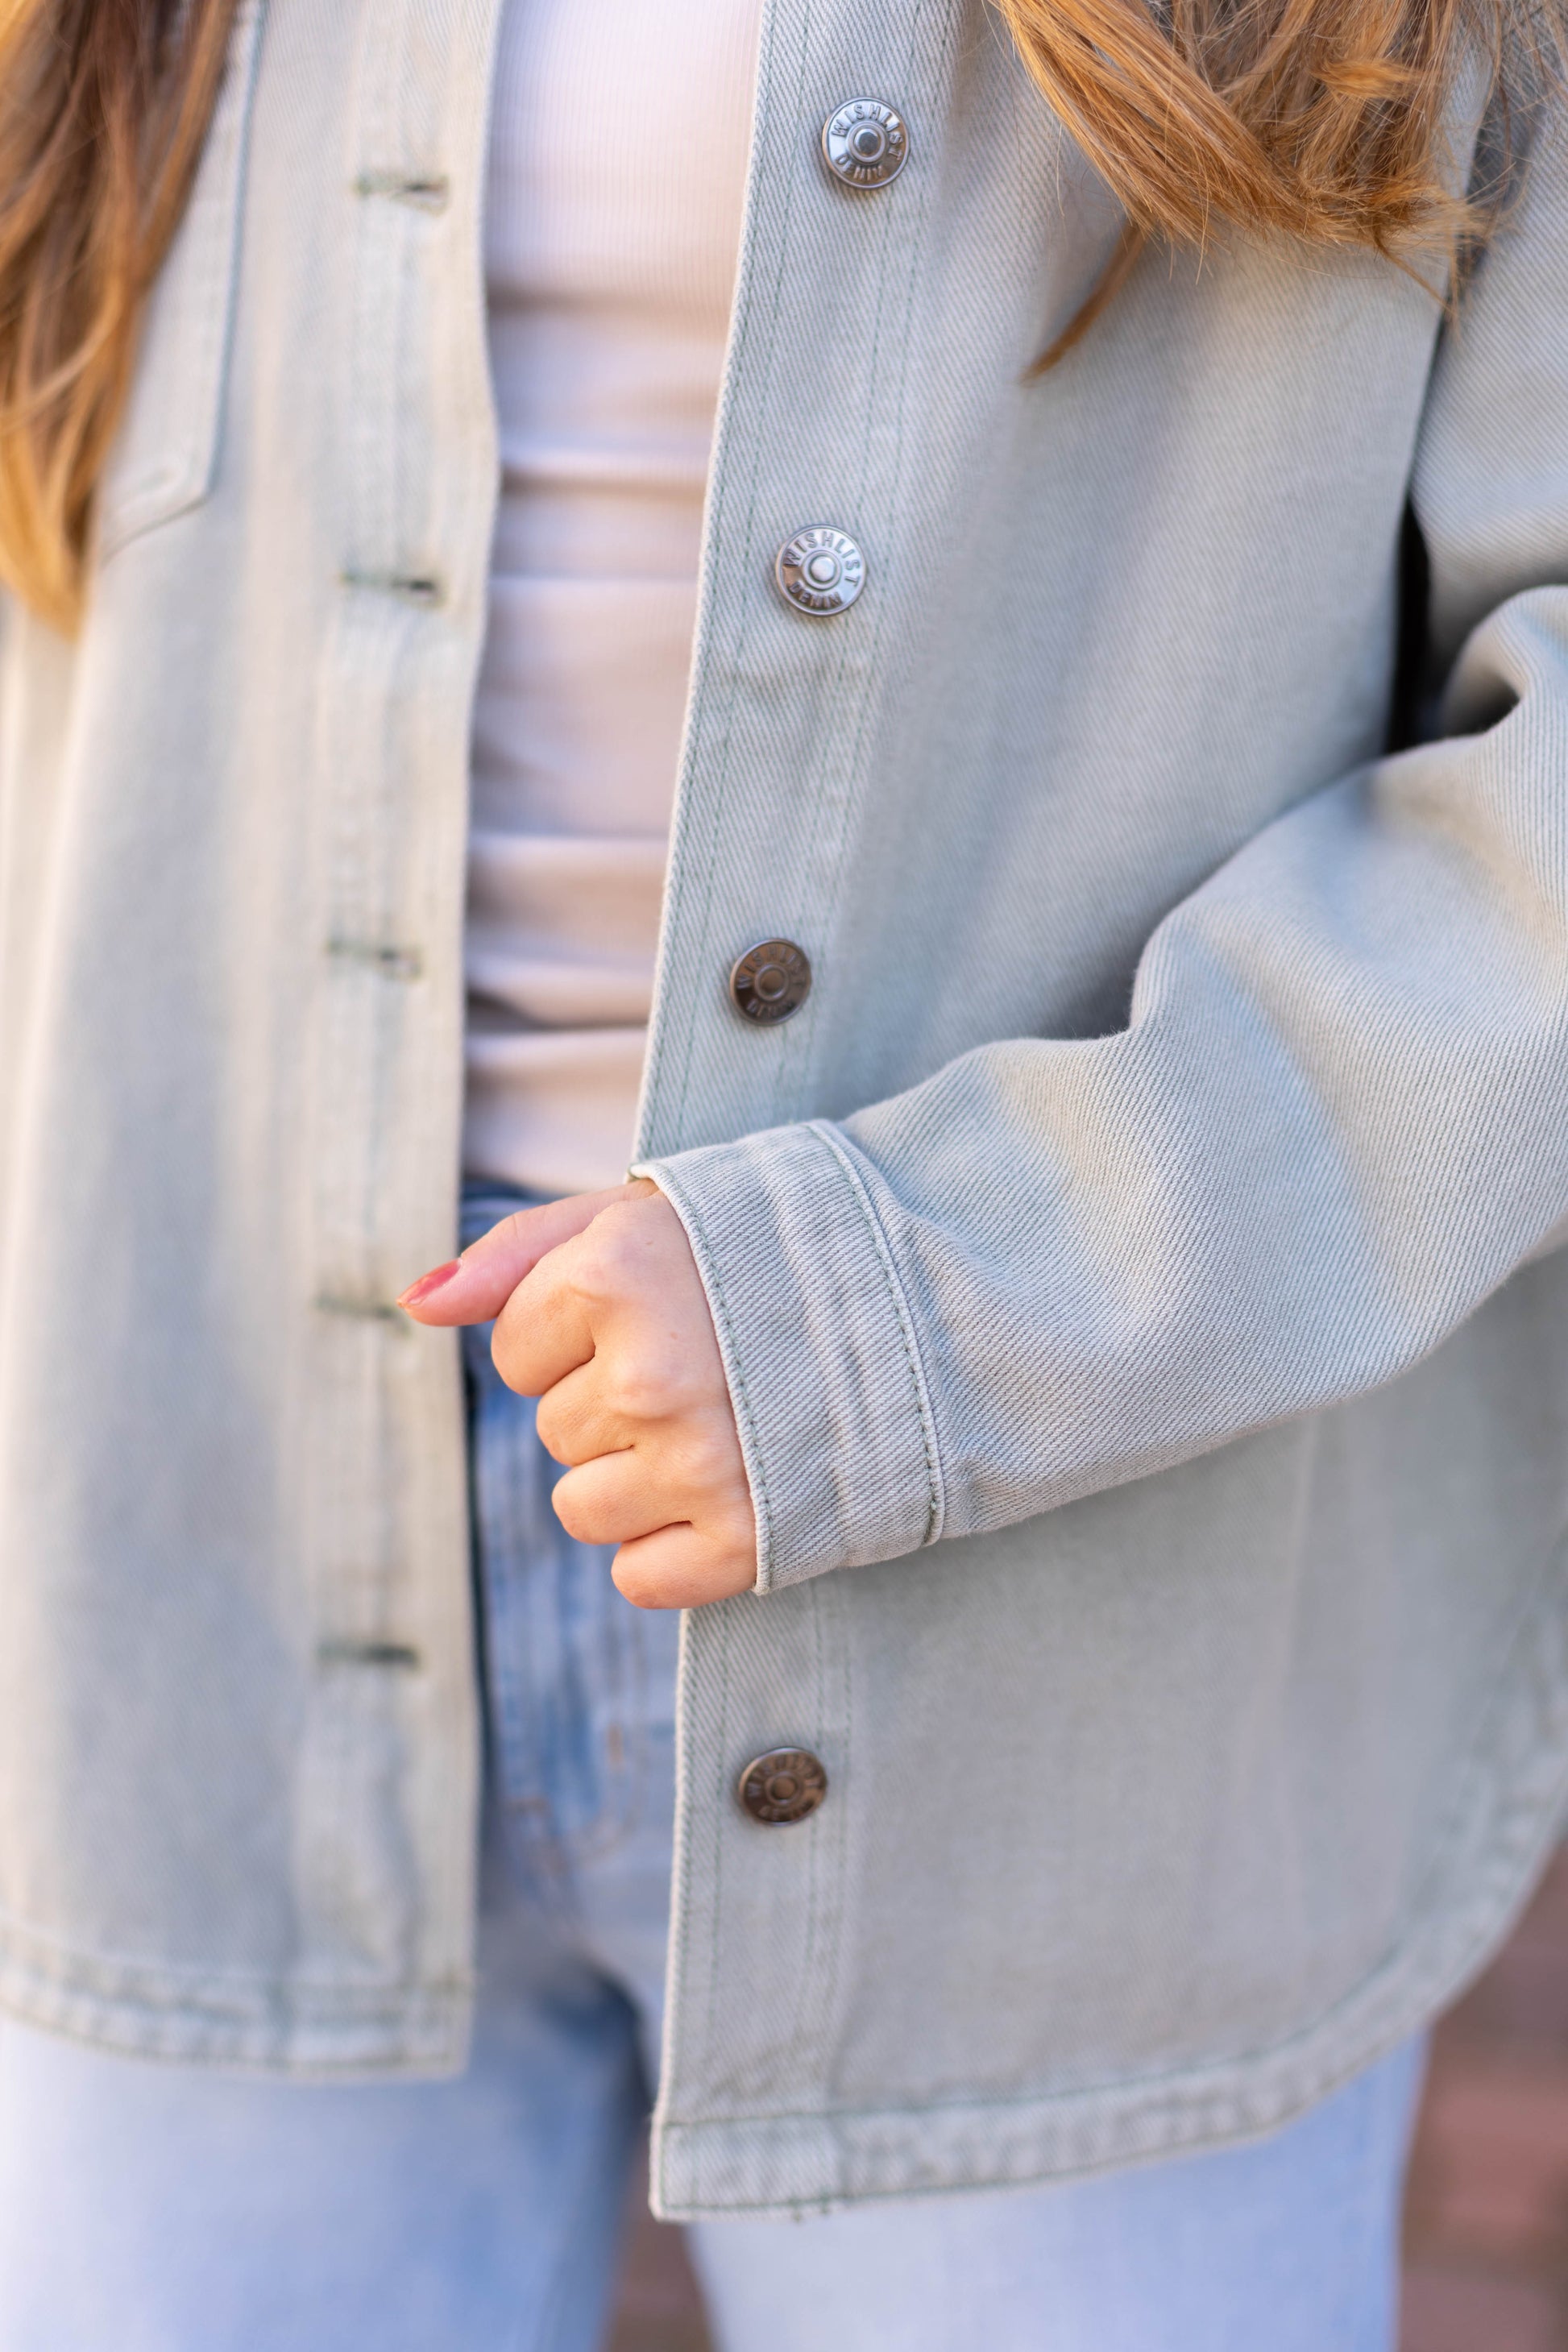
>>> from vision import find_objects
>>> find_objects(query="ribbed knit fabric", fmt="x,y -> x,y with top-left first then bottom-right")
463,0 -> 761,1194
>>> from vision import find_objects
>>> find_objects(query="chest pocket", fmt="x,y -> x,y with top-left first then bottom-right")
97,0 -> 267,560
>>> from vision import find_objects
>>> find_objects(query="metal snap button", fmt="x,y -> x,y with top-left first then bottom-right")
739,1748 -> 828,1824
821,98 -> 909,189
775,525 -> 865,616
729,938 -> 811,1024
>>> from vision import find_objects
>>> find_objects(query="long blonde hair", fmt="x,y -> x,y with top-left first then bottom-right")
1005,0 -> 1558,367
0,0 -> 1554,628
0,0 -> 239,631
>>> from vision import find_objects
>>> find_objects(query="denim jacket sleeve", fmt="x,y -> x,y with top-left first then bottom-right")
637,119 -> 1568,1596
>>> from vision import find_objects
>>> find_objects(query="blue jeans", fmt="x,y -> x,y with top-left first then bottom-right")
0,1188 -> 1425,2350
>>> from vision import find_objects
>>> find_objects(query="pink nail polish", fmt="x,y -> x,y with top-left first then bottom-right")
397,1260 -> 461,1309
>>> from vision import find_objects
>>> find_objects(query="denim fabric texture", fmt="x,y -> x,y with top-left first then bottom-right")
0,1270 -> 1425,2348
0,1244 -> 671,2351
460,1188 -> 684,1936
0,0 -> 1566,2224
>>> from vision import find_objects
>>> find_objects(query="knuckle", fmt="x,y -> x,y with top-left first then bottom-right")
566,1217 -> 641,1304
670,1412 -> 744,1497
680,1423 -> 734,1487
489,1295 -> 537,1383
603,1358 -> 667,1425
612,1553 -> 671,1612
550,1479 -> 599,1544
533,1389 -> 571,1462
592,1197 -> 649,1246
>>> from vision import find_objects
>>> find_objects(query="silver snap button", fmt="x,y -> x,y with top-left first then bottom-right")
775,525 -> 865,616
821,99 -> 908,189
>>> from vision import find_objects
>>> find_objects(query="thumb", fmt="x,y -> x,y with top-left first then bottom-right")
397,1182 -> 644,1326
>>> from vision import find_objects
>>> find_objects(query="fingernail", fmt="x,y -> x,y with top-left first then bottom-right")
396,1260 -> 461,1309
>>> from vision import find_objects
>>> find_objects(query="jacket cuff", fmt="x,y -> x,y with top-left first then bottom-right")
633,1120 -> 945,1591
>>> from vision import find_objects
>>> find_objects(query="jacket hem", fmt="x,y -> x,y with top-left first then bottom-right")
652,1526 -> 1568,2215
0,1938 -> 473,2078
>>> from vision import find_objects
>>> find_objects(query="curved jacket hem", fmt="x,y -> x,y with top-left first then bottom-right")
0,1945 -> 473,2080
651,1537 -> 1568,2217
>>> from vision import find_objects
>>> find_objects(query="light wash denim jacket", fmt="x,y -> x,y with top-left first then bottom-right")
0,0 -> 1566,2221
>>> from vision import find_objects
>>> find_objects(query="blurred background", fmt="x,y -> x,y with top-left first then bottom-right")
605,1849 -> 1568,2352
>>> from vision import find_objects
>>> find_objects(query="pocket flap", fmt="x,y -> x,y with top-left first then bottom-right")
97,0 -> 267,559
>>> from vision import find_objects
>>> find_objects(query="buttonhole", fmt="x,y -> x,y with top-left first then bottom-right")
353,170 -> 450,212
313,1292 -> 407,1325
317,1640 -> 422,1670
326,938 -> 425,981
339,568 -> 446,608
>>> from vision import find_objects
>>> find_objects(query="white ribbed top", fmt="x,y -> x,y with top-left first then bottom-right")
463,0 -> 762,1194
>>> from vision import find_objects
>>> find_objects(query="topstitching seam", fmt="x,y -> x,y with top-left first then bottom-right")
807,1120 -> 948,1546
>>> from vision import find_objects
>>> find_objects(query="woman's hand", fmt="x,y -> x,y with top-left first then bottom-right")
398,1182 -> 756,1609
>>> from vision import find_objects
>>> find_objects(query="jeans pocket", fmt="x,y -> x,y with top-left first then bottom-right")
466,1325 -> 649,1868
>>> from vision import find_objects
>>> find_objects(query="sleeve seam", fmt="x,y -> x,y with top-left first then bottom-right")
636,1158 -> 781,1593
806,1120 -> 948,1550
